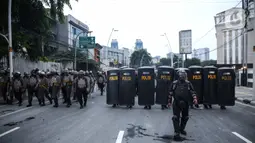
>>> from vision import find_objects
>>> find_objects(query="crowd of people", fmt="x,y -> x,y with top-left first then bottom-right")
0,68 -> 107,109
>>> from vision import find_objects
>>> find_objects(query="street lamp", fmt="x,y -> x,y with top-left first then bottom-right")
73,30 -> 93,71
161,33 -> 173,67
107,28 -> 118,47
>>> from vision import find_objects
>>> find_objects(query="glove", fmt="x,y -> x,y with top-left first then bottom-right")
193,96 -> 198,105
167,95 -> 172,108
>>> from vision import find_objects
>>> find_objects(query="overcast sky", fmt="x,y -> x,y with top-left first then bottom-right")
64,0 -> 242,60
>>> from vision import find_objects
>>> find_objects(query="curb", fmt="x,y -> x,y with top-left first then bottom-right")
236,97 -> 255,106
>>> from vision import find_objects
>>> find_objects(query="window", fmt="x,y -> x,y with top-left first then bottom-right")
224,31 -> 227,64
72,27 -> 76,35
235,30 -> 238,63
229,30 -> 232,64
248,74 -> 253,79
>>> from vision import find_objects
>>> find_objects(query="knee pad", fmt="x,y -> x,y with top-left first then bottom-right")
172,115 -> 179,121
181,116 -> 189,121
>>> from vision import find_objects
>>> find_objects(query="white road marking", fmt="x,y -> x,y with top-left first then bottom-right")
236,91 -> 253,96
115,130 -> 125,143
236,101 -> 255,109
0,107 -> 32,118
0,127 -> 20,138
232,132 -> 252,143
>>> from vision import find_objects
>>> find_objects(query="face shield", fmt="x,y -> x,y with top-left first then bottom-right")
178,71 -> 187,81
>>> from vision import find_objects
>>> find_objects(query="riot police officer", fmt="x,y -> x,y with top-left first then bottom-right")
38,71 -> 52,106
51,70 -> 61,107
168,70 -> 198,140
12,71 -> 24,106
27,70 -> 40,107
97,72 -> 105,96
76,70 -> 88,109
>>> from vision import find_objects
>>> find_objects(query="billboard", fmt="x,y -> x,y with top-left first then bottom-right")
179,30 -> 192,54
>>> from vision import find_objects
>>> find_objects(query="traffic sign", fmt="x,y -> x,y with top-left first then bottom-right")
79,36 -> 96,49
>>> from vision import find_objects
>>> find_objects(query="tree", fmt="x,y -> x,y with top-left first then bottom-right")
0,0 -> 76,61
201,60 -> 217,66
130,49 -> 152,68
184,58 -> 201,68
160,58 -> 171,66
41,0 -> 78,22
158,55 -> 183,68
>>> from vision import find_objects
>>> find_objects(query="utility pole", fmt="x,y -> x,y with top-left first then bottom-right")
242,0 -> 249,86
8,0 -> 13,79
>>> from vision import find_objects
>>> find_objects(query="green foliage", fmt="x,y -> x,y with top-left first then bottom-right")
158,55 -> 183,68
185,58 -> 201,67
130,49 -> 152,68
160,58 -> 171,66
201,60 -> 217,66
0,0 -> 76,62
42,0 -> 78,22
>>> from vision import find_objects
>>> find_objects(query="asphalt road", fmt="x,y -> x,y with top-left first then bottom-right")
0,91 -> 255,143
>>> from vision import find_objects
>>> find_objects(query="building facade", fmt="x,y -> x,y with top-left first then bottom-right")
192,48 -> 210,61
152,56 -> 161,64
111,39 -> 119,49
214,4 -> 255,87
167,52 -> 182,59
100,46 -> 130,70
135,39 -> 143,50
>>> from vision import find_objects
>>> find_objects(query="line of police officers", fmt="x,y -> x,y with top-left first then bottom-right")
0,68 -> 107,109
106,66 -> 236,140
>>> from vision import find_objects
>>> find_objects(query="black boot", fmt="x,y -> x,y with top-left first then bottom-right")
161,105 -> 165,110
174,132 -> 181,140
180,117 -> 189,135
220,106 -> 226,110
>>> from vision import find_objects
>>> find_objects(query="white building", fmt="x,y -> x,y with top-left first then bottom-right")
55,14 -> 96,60
214,4 -> 255,87
100,46 -> 130,70
152,56 -> 160,64
192,48 -> 210,61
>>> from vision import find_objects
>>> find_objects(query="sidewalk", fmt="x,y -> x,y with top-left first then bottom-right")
235,86 -> 255,106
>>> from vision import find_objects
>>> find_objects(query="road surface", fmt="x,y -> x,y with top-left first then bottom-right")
0,91 -> 254,143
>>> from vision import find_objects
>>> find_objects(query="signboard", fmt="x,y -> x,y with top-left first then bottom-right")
79,36 -> 96,49
179,30 -> 192,54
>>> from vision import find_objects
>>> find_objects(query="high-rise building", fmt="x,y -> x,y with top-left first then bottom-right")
135,39 -> 143,50
192,48 -> 210,61
111,39 -> 118,49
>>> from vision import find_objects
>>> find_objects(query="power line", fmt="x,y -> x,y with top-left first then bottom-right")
192,0 -> 242,47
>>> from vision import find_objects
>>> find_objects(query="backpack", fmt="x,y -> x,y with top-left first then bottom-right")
98,76 -> 104,83
77,78 -> 87,89
29,77 -> 37,86
14,79 -> 22,92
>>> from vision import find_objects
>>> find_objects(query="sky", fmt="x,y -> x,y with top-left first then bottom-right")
64,0 -> 242,60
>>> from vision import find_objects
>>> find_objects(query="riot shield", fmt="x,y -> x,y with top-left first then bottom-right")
119,68 -> 136,106
188,65 -> 203,104
106,69 -> 120,105
156,66 -> 174,105
138,66 -> 155,106
203,66 -> 217,104
174,68 -> 190,80
217,67 -> 235,106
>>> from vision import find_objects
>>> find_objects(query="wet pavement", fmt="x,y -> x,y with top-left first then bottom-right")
0,91 -> 255,143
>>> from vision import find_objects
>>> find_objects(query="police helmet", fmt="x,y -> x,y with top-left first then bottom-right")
178,70 -> 187,81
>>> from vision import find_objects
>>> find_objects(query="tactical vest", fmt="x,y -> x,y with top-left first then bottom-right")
29,76 -> 37,86
77,78 -> 87,89
174,81 -> 189,102
13,79 -> 22,92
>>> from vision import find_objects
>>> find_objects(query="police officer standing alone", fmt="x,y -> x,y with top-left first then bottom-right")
168,70 -> 198,140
